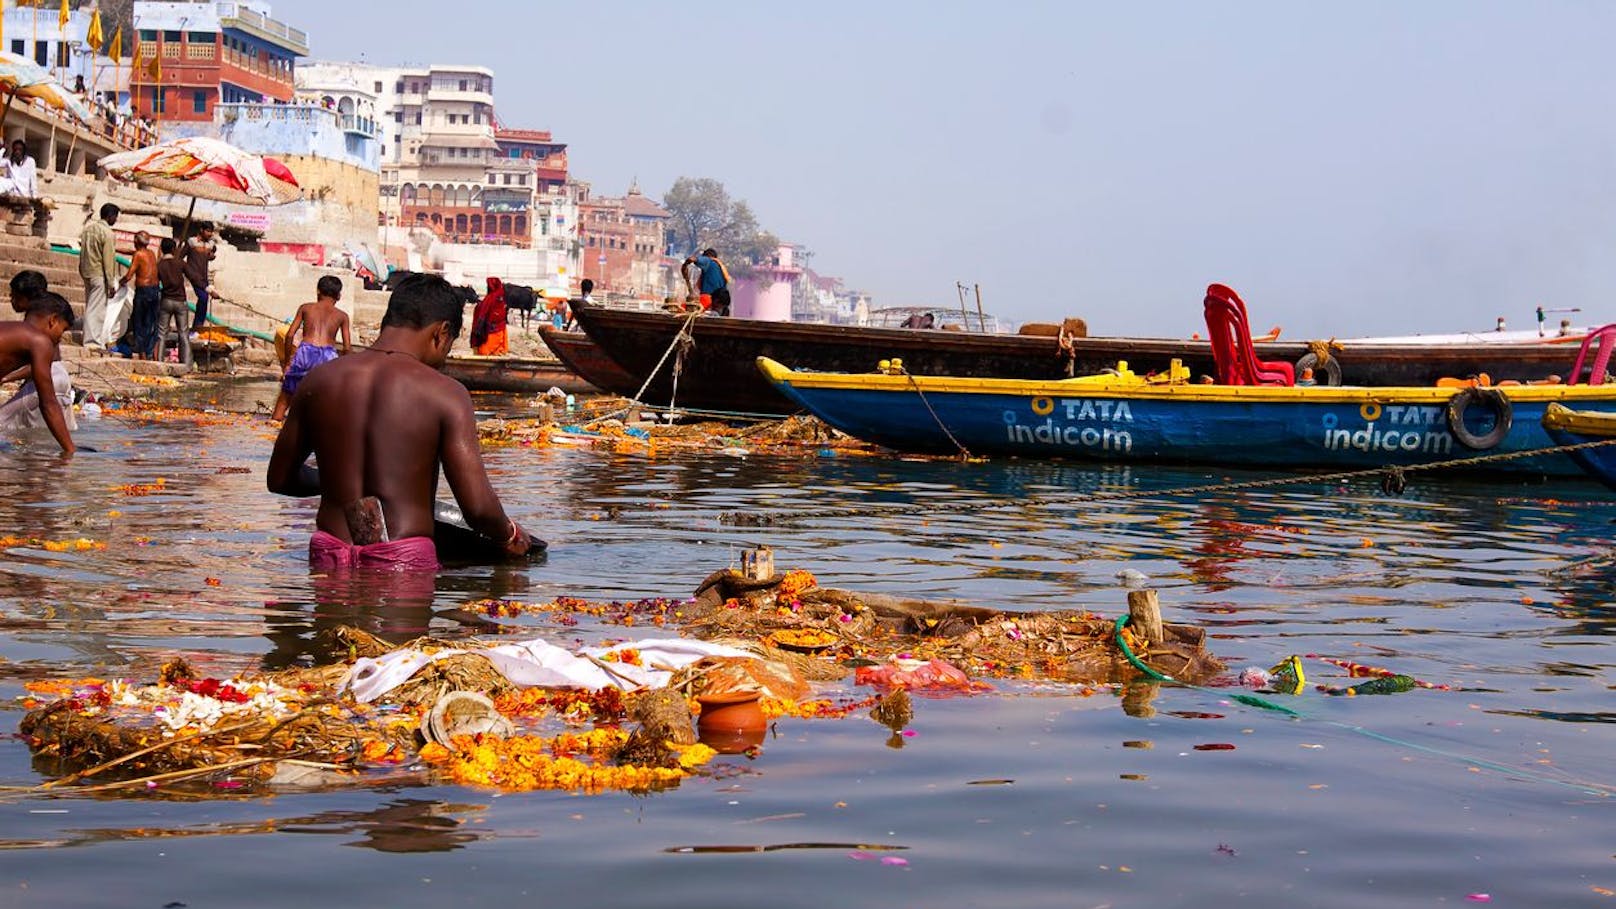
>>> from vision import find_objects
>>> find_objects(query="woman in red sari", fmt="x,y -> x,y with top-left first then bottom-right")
470,276 -> 509,356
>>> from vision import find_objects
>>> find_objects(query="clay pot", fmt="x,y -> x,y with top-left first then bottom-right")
696,689 -> 766,752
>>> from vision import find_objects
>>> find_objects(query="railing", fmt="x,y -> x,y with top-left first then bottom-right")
216,102 -> 338,128
215,1 -> 310,53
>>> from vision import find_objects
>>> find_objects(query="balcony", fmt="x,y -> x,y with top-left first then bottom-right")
215,1 -> 310,55
338,114 -> 374,138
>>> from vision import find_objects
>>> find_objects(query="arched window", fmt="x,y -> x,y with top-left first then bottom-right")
499,215 -> 512,234
429,185 -> 445,207
470,214 -> 482,234
455,214 -> 468,233
514,215 -> 527,236
400,183 -> 416,204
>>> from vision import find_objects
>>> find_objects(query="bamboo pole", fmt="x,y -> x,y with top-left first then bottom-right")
973,282 -> 986,333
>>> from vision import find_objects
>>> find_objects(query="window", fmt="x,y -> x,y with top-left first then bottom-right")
56,41 -> 69,67
33,41 -> 46,67
374,81 -> 383,93
414,112 -> 422,125
459,79 -> 467,91
394,111 -> 402,123
150,85 -> 165,115
139,29 -> 157,41
395,80 -> 403,93
188,31 -> 215,44
163,31 -> 182,42
192,90 -> 207,114
8,40 -> 21,56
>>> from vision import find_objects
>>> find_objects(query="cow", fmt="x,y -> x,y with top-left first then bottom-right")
504,283 -> 538,329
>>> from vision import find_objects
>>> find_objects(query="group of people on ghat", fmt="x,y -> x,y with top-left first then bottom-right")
74,203 -> 218,363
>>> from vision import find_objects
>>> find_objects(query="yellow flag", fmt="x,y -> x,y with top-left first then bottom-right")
146,51 -> 159,81
58,0 -> 68,32
109,25 -> 121,65
1,0 -> 6,49
86,8 -> 101,50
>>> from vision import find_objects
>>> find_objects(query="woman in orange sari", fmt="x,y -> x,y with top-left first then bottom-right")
470,276 -> 509,356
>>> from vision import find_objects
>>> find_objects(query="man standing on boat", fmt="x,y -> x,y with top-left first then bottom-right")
682,248 -> 732,317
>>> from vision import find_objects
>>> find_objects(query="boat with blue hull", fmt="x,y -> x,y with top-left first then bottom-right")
758,358 -> 1616,476
1542,403 -> 1616,488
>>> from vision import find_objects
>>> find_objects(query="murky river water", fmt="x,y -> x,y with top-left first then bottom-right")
0,387 -> 1613,908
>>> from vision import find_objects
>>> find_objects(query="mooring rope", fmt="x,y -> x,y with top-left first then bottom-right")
583,309 -> 702,428
901,366 -> 972,460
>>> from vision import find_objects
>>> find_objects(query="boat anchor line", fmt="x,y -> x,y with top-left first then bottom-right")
718,436 -> 1616,527
901,367 -> 972,461
584,309 -> 703,428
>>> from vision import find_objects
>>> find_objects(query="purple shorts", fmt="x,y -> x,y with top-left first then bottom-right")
282,343 -> 338,395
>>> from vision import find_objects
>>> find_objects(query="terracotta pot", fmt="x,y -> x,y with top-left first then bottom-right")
696,689 -> 766,749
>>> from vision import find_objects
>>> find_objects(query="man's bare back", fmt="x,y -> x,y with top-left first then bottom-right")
267,273 -> 529,560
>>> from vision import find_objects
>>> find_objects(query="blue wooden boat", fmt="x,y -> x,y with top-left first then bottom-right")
757,357 -> 1616,476
1542,403 -> 1616,488
757,291 -> 1616,477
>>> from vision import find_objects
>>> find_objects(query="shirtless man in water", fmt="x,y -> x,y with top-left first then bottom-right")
266,273 -> 531,569
0,294 -> 76,455
271,275 -> 351,421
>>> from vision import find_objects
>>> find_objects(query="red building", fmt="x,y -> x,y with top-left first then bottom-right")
131,1 -> 307,122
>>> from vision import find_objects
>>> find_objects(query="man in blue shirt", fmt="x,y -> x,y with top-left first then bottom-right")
681,248 -> 732,316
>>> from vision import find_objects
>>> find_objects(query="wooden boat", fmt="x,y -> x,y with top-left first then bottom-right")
758,357 -> 1616,476
1542,403 -> 1616,489
536,328 -> 642,399
441,354 -> 600,396
570,298 -> 1599,417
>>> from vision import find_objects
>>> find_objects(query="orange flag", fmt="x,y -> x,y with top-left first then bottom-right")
58,0 -> 68,32
109,25 -> 121,65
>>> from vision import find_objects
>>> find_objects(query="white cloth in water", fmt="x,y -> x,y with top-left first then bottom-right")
0,362 -> 75,432
341,636 -> 753,703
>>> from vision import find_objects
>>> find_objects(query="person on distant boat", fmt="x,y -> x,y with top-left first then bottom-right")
267,273 -> 532,569
470,276 -> 509,356
272,276 -> 352,421
0,294 -> 77,454
563,278 -> 592,331
682,248 -> 732,317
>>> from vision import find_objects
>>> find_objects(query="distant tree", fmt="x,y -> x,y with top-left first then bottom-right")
97,0 -> 136,46
662,177 -> 779,277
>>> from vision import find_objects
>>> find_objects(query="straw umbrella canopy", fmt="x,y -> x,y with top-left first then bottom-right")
97,136 -> 303,238
0,51 -> 93,128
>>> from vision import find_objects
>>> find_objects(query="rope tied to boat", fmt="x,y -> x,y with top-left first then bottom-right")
1305,338 -> 1342,366
584,309 -> 702,428
899,365 -> 973,461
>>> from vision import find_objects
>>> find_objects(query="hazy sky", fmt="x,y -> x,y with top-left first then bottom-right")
270,0 -> 1616,336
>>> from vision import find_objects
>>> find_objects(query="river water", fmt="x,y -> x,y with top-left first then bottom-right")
0,391 -> 1613,908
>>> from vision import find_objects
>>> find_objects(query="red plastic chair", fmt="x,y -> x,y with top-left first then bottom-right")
1203,284 -> 1295,386
1568,323 -> 1616,386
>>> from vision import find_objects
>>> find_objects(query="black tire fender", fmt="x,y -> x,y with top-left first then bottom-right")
1446,388 -> 1512,450
1295,352 -> 1343,386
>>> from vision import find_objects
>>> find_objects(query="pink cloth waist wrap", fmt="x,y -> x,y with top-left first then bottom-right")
309,530 -> 440,571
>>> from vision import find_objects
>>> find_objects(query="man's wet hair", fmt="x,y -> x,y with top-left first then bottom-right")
160,237 -> 177,255
27,292 -> 75,330
580,278 -> 593,295
382,272 -> 464,338
99,203 -> 119,221
702,248 -> 718,258
317,275 -> 342,300
9,270 -> 47,302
